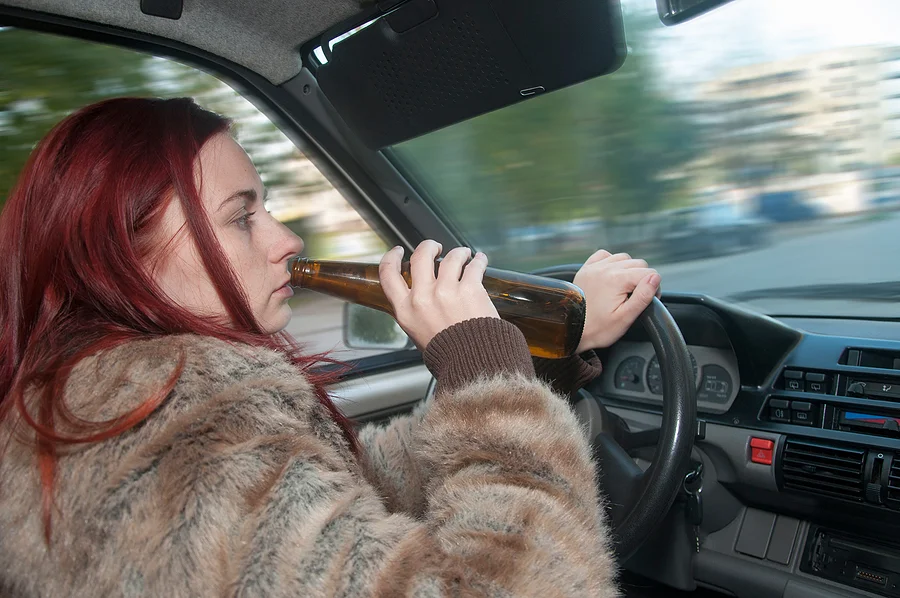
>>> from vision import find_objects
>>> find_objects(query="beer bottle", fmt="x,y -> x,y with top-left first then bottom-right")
288,257 -> 586,359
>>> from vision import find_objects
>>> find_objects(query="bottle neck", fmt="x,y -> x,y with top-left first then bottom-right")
288,256 -> 311,288
288,257 -> 395,315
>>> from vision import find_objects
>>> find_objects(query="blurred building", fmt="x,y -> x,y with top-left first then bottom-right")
699,45 -> 900,176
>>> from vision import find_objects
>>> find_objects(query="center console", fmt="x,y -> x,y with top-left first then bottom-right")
803,527 -> 900,597
758,348 -> 900,510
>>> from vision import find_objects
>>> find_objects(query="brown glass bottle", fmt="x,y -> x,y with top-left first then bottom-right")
289,257 -> 586,359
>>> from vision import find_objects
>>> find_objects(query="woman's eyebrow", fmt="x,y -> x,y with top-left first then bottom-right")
217,189 -> 257,213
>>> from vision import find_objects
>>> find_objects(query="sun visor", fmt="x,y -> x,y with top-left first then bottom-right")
310,0 -> 626,149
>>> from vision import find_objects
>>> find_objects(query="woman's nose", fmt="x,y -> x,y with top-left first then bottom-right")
273,221 -> 304,263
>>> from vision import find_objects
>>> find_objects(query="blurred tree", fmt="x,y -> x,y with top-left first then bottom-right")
1,28 -> 151,202
0,28 -> 308,211
394,6 -> 701,260
0,28 -> 224,204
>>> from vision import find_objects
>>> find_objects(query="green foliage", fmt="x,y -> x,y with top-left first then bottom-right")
1,29 -> 150,202
348,305 -> 405,346
0,27 -> 295,211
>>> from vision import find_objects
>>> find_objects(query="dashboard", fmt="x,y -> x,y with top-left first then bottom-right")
586,294 -> 900,598
602,341 -> 740,413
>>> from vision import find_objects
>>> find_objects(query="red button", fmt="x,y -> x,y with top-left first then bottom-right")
750,437 -> 774,465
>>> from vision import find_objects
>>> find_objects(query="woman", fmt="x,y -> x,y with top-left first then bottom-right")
0,97 -> 661,597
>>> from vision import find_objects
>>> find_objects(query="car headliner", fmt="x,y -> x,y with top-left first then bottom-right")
1,0 -> 367,83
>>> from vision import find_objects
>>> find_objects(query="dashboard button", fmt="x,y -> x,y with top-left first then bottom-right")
805,373 -> 828,394
791,411 -> 814,425
750,437 -> 774,465
769,398 -> 790,409
807,381 -> 826,393
791,401 -> 815,425
784,371 -> 804,392
786,379 -> 804,392
770,406 -> 791,423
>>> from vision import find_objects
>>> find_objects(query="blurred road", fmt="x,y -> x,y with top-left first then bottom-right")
287,212 -> 900,358
660,213 -> 900,296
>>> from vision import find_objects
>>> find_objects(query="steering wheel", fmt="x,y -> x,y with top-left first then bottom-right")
422,271 -> 697,561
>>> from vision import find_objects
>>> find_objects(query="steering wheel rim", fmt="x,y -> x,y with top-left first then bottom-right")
421,276 -> 697,561
606,297 -> 697,558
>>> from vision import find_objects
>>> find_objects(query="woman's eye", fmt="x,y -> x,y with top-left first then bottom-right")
235,211 -> 256,231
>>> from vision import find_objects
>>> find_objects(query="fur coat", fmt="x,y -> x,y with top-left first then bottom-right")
0,321 -> 617,597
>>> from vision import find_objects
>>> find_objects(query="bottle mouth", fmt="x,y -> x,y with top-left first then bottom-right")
286,255 -> 306,287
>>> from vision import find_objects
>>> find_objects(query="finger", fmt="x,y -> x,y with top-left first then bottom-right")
619,273 -> 661,320
610,258 -> 650,270
437,247 -> 472,285
583,249 -> 612,266
410,240 -> 442,289
604,252 -> 633,264
615,267 -> 658,292
461,251 -> 488,285
379,246 -> 409,306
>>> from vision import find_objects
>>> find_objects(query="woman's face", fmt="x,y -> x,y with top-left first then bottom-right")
153,133 -> 304,334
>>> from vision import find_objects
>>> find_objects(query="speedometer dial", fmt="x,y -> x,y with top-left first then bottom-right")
614,356 -> 646,392
646,353 -> 698,395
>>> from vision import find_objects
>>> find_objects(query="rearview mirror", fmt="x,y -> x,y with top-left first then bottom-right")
656,0 -> 736,25
343,303 -> 413,351
308,0 -> 626,149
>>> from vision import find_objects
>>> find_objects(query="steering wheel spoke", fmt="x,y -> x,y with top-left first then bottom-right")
591,432 -> 647,527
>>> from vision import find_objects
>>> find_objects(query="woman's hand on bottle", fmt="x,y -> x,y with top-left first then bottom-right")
573,249 -> 661,353
380,241 -> 499,350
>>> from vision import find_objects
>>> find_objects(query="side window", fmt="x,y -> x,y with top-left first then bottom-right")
1,28 -> 392,360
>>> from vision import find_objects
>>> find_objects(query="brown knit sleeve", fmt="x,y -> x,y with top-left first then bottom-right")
422,317 -> 535,394
533,351 -> 603,398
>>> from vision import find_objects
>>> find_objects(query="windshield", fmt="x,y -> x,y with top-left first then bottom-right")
391,0 -> 900,318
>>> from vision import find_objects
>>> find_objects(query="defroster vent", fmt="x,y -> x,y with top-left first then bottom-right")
782,439 -> 865,501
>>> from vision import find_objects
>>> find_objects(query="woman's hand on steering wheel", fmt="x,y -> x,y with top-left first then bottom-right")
573,249 -> 661,353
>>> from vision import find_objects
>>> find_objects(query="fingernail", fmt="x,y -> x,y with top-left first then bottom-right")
393,246 -> 404,254
475,251 -> 486,260
649,273 -> 661,286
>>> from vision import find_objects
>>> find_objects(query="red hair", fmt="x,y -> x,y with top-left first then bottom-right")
0,97 -> 357,540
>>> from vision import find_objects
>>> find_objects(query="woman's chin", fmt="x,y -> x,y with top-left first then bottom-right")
260,304 -> 293,335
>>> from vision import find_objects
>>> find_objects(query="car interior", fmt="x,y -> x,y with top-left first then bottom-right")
4,0 -> 900,596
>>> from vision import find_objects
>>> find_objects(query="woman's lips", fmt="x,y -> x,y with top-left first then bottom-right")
274,284 -> 294,298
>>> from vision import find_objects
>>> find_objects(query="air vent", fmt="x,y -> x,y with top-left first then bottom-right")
888,457 -> 900,503
782,439 -> 865,501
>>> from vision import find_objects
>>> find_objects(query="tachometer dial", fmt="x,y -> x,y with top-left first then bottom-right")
614,356 -> 646,392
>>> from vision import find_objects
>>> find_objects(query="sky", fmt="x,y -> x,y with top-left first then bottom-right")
636,0 -> 900,89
